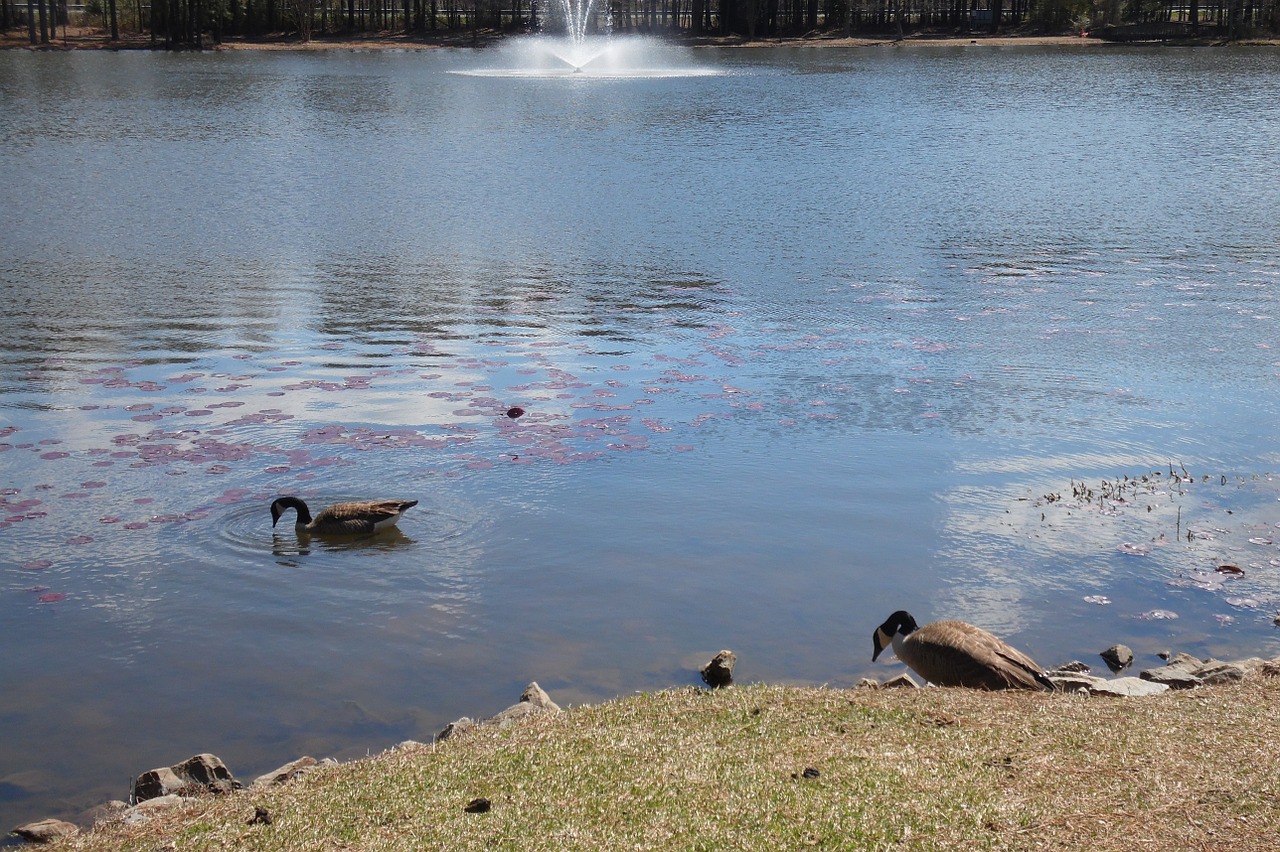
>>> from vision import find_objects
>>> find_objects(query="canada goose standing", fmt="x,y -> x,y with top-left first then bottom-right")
871,610 -> 1054,691
270,496 -> 418,535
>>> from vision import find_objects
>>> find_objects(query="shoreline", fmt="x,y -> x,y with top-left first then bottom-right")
23,672 -> 1280,850
6,26 -> 1275,52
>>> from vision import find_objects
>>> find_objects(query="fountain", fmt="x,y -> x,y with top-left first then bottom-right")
455,0 -> 721,79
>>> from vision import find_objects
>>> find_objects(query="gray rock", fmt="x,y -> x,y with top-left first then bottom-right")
701,650 -> 736,688
489,682 -> 565,726
12,818 -> 78,844
436,717 -> 477,741
1046,671 -> 1171,697
83,800 -> 128,828
520,681 -> 561,712
1100,645 -> 1134,672
1049,661 -> 1092,674
1197,663 -> 1249,685
1139,664 -> 1203,689
882,673 -> 920,689
134,753 -> 238,802
251,756 -> 317,789
1163,652 -> 1205,673
438,683 -> 563,741
853,677 -> 880,690
1089,676 -> 1170,697
132,766 -> 184,801
123,794 -> 184,825
396,740 -> 427,750
1046,672 -> 1101,692
488,701 -> 545,726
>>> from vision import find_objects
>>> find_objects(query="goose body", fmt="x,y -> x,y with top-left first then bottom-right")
871,610 -> 1053,691
270,496 -> 417,535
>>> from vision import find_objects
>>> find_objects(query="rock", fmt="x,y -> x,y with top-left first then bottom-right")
1046,672 -> 1100,693
1049,660 -> 1092,674
438,683 -> 564,740
520,681 -> 561,712
1197,662 -> 1249,685
248,806 -> 273,825
437,717 -> 477,741
133,753 -> 237,802
12,818 -> 78,844
464,797 -> 491,813
701,650 -> 736,688
251,756 -> 317,789
853,677 -> 880,690
82,800 -> 128,828
1163,652 -> 1204,672
134,793 -> 183,812
1088,676 -> 1170,697
1100,645 -> 1134,672
396,740 -> 427,751
123,794 -> 184,825
488,701 -> 545,726
1046,671 -> 1171,697
490,683 -> 564,725
1140,664 -> 1203,689
132,766 -> 184,801
882,673 -> 919,689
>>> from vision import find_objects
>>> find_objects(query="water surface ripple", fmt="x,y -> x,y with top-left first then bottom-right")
3,44 -> 1280,829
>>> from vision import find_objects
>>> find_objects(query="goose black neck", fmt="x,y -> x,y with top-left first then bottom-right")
274,496 -> 313,525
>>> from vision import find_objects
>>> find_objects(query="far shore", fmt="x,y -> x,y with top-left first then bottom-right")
6,24 -> 1277,52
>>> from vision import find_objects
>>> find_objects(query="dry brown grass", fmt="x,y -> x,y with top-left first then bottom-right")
46,679 -> 1280,851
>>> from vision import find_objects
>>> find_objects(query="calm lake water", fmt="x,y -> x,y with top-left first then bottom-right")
3,41 -> 1280,829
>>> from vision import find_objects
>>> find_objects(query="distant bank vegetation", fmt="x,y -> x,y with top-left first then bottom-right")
4,0 -> 1278,53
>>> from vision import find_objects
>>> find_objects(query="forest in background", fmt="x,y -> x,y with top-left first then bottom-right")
3,0 -> 1278,53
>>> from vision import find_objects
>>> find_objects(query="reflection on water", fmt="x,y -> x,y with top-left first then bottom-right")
3,44 -> 1280,829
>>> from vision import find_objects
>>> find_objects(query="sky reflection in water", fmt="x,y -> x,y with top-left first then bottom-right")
3,44 -> 1280,829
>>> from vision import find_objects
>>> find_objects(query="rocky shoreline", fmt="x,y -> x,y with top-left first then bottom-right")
12,646 -> 1280,845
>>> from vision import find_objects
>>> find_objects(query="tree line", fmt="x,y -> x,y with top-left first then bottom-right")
4,0 -> 1277,48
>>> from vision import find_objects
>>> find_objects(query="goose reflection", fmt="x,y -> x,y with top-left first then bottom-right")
272,525 -> 416,558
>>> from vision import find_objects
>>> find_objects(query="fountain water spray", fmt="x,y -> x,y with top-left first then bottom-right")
558,0 -> 605,45
453,3 -> 720,79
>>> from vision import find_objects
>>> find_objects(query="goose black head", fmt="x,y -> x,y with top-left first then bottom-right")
270,496 -> 308,527
871,610 -> 919,661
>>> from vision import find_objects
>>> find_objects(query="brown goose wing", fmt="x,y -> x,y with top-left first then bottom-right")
906,621 -> 1046,690
312,500 -> 415,534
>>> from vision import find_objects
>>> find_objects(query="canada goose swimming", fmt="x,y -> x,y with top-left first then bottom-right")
270,496 -> 418,535
871,610 -> 1054,691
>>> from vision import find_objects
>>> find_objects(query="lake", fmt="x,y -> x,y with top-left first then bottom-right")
3,40 -> 1280,831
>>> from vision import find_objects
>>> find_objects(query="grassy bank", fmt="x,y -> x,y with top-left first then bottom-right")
49,678 -> 1280,851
